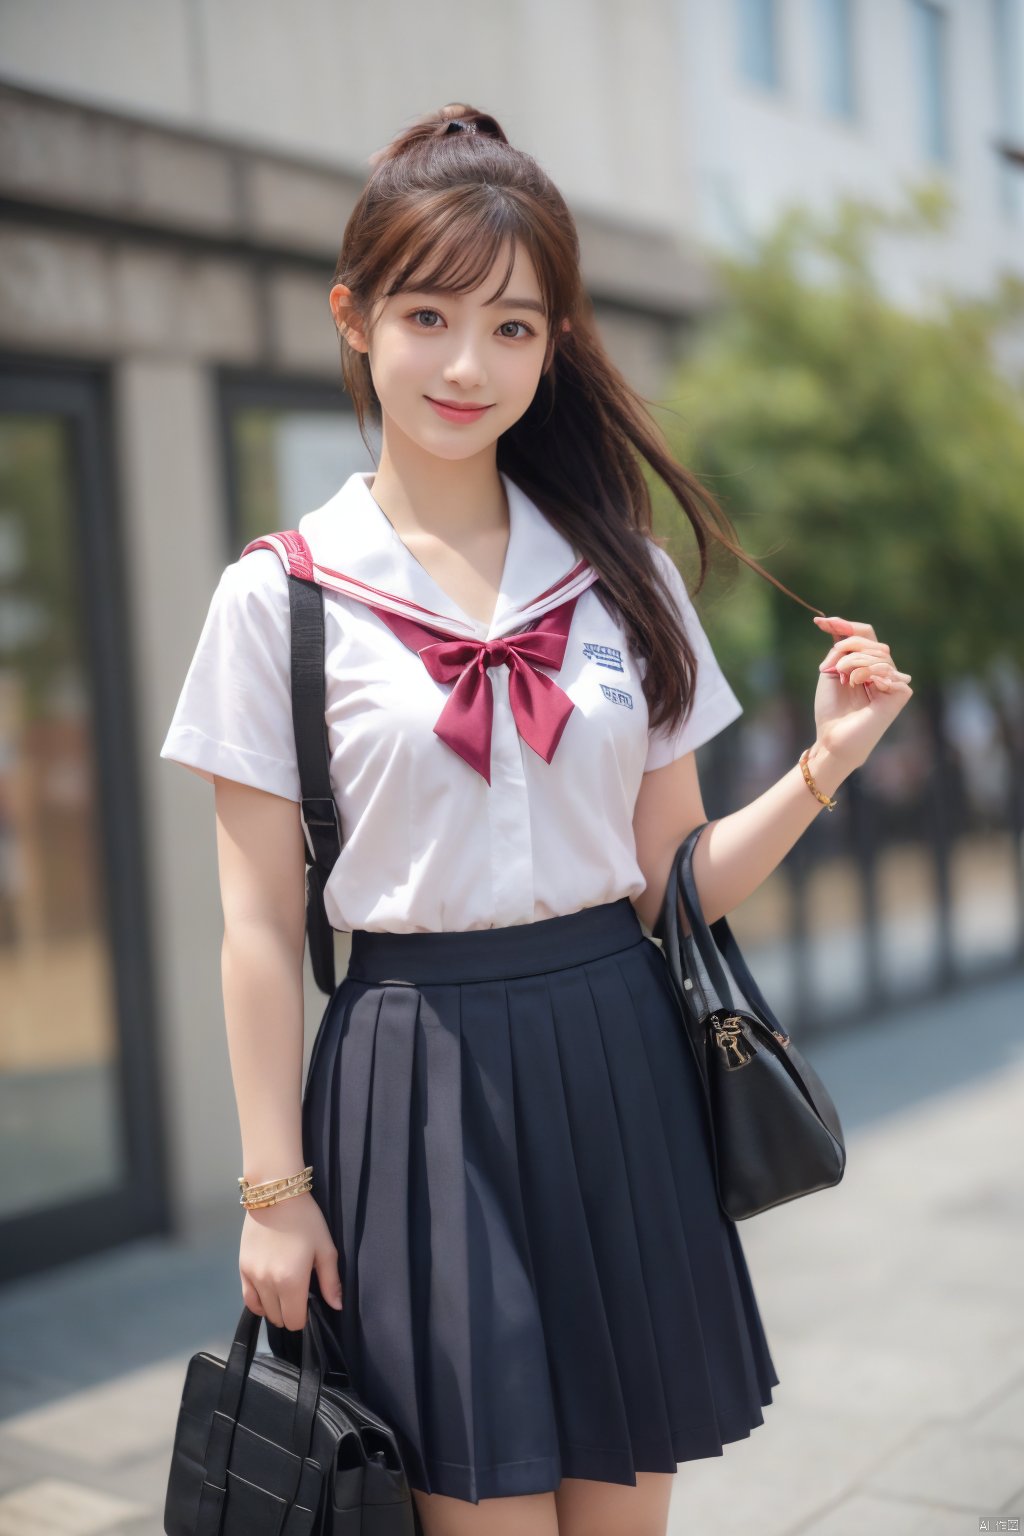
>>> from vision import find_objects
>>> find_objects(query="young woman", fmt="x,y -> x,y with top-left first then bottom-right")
161,104 -> 912,1536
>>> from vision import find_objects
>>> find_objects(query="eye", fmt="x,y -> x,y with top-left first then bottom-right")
409,308 -> 443,329
498,319 -> 536,340
406,308 -> 536,339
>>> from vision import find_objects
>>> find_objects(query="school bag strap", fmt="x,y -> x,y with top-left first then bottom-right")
241,530 -> 342,996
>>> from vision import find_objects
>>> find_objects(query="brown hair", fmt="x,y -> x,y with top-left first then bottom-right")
330,102 -> 819,740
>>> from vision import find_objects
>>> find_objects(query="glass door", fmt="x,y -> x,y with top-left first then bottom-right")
0,363 -> 163,1282
218,372 -> 379,553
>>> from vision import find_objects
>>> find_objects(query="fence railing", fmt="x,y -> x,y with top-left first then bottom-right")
696,676 -> 1024,1038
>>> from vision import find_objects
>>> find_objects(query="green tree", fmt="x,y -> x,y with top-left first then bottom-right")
651,187 -> 1024,708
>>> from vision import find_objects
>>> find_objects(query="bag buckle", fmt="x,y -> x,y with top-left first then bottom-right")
300,794 -> 340,867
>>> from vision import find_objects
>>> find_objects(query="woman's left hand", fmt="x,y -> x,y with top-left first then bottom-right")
812,614 -> 913,768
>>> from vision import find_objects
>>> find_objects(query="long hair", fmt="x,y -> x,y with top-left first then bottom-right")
330,102 -> 818,740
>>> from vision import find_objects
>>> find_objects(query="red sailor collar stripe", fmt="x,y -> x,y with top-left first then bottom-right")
241,529 -> 600,783
241,528 -> 599,641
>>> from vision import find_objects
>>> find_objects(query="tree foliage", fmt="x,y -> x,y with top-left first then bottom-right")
650,187 -> 1024,703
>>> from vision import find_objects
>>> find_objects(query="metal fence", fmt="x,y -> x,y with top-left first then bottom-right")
697,673 -> 1024,1038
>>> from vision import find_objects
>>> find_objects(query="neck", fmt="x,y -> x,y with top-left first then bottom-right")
368,434 -> 509,542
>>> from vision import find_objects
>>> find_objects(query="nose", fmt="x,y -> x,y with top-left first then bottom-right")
441,329 -> 489,388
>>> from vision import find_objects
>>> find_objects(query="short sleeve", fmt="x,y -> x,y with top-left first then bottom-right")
159,548 -> 301,801
643,542 -> 743,772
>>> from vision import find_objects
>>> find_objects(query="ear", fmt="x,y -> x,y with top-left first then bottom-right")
329,283 -> 370,354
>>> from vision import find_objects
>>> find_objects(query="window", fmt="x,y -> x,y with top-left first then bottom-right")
992,0 -> 1024,221
0,363 -> 162,1282
910,0 -> 951,163
816,0 -> 856,118
738,0 -> 781,90
218,372 -> 378,554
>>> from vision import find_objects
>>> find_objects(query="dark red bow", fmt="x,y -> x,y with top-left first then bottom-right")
370,596 -> 582,784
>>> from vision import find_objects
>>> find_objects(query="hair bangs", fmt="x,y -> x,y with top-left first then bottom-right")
382,197 -> 556,326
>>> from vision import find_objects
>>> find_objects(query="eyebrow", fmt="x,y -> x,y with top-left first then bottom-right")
404,287 -> 547,316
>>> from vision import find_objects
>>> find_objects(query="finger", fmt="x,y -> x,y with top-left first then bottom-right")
851,661 -> 903,685
820,661 -> 887,688
826,641 -> 891,663
261,1283 -> 284,1331
820,655 -> 886,682
830,654 -> 893,679
241,1278 -> 264,1316
860,659 -> 911,681
820,637 -> 891,664
315,1251 -> 344,1310
873,677 -> 912,694
813,615 -> 878,640
817,617 -> 878,639
838,656 -> 889,675
282,1288 -> 310,1334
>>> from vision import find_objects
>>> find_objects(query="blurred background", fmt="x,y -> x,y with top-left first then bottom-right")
0,2 -> 1022,1532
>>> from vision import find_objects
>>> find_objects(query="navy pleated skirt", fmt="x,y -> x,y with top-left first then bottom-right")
267,896 -> 778,1504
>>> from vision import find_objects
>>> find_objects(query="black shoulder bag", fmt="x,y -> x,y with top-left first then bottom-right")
654,821 -> 847,1220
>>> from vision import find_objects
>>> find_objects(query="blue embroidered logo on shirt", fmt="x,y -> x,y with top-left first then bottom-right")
582,642 -> 624,672
600,684 -> 633,709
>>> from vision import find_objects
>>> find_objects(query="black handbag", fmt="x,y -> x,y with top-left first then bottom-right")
164,1291 -> 417,1534
654,821 -> 846,1220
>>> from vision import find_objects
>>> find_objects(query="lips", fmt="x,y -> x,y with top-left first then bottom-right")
427,397 -> 492,410
425,397 -> 494,424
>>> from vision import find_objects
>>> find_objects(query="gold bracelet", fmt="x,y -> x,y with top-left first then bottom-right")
240,1179 -> 312,1210
799,746 -> 838,812
239,1165 -> 313,1197
239,1175 -> 313,1211
238,1165 -> 314,1210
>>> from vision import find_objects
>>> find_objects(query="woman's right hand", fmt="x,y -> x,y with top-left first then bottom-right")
239,1193 -> 344,1331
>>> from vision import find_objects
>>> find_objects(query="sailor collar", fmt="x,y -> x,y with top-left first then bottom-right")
250,470 -> 599,644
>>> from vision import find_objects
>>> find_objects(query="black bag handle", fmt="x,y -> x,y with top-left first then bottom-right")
196,1296 -> 330,1534
288,575 -> 343,996
660,823 -> 791,1046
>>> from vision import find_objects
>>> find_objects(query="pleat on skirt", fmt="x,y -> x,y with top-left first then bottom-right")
266,896 -> 779,1504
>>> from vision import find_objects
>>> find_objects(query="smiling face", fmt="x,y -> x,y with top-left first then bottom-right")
330,239 -> 553,463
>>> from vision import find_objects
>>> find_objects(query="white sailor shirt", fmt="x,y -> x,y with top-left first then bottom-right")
159,471 -> 743,933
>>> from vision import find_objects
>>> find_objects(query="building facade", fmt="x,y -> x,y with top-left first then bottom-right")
0,0 -> 1019,1279
677,0 -> 1024,314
